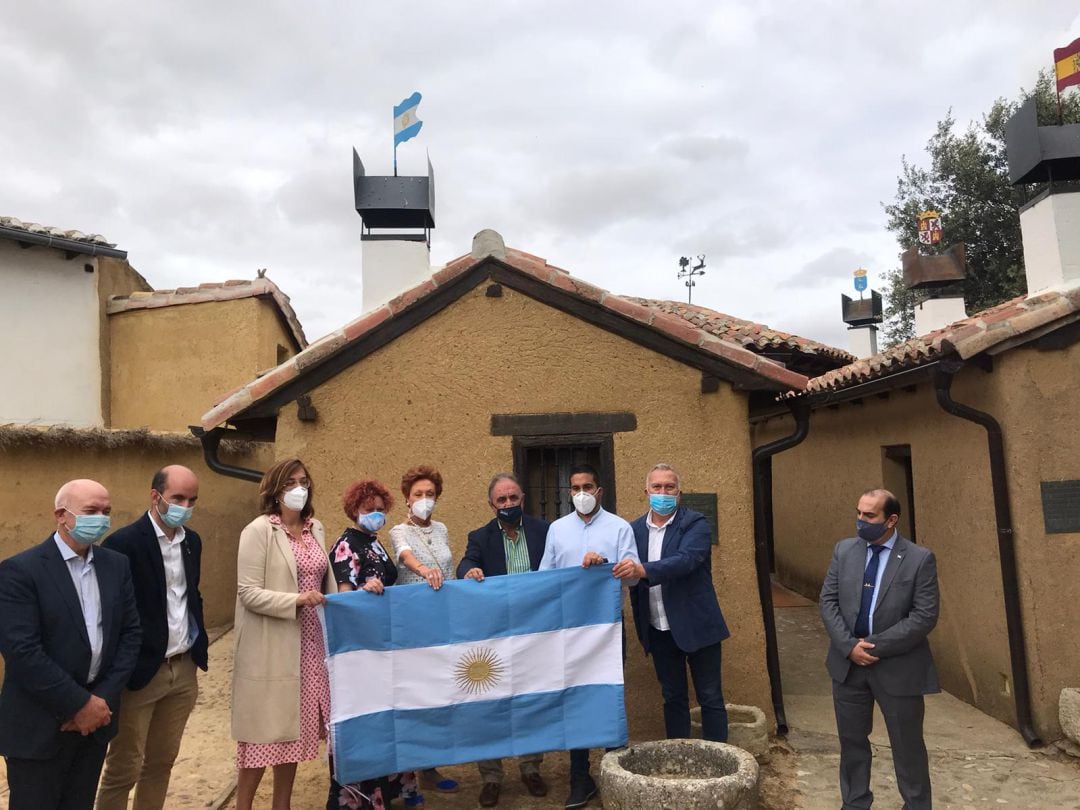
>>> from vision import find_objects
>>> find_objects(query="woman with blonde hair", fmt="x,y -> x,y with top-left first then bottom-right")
232,458 -> 333,810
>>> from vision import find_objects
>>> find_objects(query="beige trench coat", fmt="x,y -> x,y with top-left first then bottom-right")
231,514 -> 333,744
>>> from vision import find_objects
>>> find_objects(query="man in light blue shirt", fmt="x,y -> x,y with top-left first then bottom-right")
538,464 -> 639,810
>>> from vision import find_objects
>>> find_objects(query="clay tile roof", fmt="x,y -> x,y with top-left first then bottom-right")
629,298 -> 854,364
0,215 -> 117,247
806,280 -> 1080,394
108,276 -> 307,349
201,241 -> 811,430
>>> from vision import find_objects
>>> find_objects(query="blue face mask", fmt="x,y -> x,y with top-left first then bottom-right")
358,511 -> 386,533
65,510 -> 111,545
856,519 -> 890,543
157,495 -> 193,529
649,494 -> 678,516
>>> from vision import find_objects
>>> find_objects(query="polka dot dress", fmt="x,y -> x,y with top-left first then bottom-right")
236,516 -> 330,768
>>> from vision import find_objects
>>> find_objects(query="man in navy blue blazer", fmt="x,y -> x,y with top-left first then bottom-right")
458,473 -> 550,807
625,463 -> 730,742
0,478 -> 141,810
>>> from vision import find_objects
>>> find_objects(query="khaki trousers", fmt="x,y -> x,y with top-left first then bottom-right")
96,653 -> 199,810
478,752 -> 544,785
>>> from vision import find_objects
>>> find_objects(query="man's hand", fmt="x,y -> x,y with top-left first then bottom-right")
66,694 -> 111,735
612,559 -> 645,581
581,552 -> 608,568
296,590 -> 326,607
463,568 -> 485,582
848,639 -> 879,666
361,577 -> 384,595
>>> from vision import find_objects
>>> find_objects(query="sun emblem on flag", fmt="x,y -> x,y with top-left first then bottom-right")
453,647 -> 505,694
402,112 -> 411,126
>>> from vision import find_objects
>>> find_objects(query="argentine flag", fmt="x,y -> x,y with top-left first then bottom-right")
321,565 -> 628,785
393,91 -> 423,146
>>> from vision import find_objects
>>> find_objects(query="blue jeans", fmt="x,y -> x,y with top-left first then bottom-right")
648,626 -> 727,742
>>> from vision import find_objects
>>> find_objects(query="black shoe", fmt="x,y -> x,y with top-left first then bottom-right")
564,775 -> 597,809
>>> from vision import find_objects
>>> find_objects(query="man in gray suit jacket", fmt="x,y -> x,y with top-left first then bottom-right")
820,488 -> 939,810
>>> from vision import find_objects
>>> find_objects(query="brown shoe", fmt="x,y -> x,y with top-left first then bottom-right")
521,771 -> 548,797
479,781 -> 501,807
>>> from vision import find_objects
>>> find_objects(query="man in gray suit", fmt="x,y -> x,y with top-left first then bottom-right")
820,488 -> 939,810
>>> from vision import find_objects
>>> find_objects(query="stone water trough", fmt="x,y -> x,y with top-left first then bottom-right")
600,739 -> 759,809
691,703 -> 769,758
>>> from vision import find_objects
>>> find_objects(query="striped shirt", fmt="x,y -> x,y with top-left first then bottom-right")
502,523 -> 532,575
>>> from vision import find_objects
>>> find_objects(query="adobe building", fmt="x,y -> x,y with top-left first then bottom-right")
756,101 -> 1080,744
0,217 -> 306,629
195,221 -> 857,739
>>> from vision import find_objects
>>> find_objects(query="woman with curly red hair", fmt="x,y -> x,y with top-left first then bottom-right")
325,478 -> 424,809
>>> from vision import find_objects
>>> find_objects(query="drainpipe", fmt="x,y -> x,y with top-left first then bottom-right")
189,426 -> 263,483
751,397 -> 811,735
933,360 -> 1041,747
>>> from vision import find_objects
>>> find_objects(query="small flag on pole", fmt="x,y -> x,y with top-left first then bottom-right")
1055,38 -> 1080,95
393,91 -> 423,176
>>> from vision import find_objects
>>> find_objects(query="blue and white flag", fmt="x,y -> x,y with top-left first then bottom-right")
393,91 -> 423,146
321,565 -> 627,785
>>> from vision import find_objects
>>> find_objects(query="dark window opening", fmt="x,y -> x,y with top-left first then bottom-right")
882,444 -> 917,543
512,434 -> 616,521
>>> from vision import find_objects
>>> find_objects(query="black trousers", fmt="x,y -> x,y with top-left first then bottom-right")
5,734 -> 108,810
648,626 -> 728,742
832,665 -> 931,810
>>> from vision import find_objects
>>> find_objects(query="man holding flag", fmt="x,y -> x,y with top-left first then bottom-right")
539,463 -> 640,809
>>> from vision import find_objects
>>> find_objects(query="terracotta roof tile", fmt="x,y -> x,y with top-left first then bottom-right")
629,298 -> 854,365
806,280 -> 1080,393
201,239 -> 811,429
108,276 -> 307,349
0,215 -> 116,247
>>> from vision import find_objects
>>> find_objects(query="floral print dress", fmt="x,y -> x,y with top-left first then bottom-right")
326,528 -> 420,810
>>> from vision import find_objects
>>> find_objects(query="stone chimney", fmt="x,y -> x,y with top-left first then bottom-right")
352,149 -> 435,312
902,244 -> 967,335
1005,96 -> 1080,293
841,289 -> 883,358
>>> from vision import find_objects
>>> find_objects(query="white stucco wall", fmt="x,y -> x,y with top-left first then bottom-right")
1020,191 -> 1080,293
0,240 -> 103,426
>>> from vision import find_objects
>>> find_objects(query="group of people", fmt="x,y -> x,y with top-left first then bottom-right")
0,455 -> 939,810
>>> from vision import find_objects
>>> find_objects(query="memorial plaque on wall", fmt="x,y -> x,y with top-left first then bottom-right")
1041,480 -> 1080,534
681,492 -> 719,545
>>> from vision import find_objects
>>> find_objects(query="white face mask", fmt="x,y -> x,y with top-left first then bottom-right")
281,486 -> 308,512
572,490 -> 597,515
410,498 -> 436,520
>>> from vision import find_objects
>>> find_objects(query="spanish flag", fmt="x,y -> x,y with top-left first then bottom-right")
1055,37 -> 1080,94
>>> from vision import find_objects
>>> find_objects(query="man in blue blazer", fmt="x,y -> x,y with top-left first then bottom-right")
458,472 -> 551,807
97,465 -> 209,810
624,463 -> 730,742
0,479 -> 141,810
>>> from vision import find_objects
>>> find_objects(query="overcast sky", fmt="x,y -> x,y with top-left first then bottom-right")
4,2 -> 1080,349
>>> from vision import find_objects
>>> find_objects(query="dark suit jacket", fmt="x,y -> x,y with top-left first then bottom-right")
456,514 -> 550,579
103,513 -> 209,690
0,536 -> 141,759
819,534 -> 940,696
629,507 -> 730,655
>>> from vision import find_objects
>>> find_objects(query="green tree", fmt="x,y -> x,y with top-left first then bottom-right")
880,71 -> 1080,345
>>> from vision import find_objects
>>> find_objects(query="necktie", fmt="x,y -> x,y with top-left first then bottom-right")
853,544 -> 888,639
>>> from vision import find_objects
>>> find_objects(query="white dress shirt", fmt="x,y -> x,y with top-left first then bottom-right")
149,512 -> 193,657
53,533 -> 104,682
539,507 -> 640,584
646,511 -> 675,631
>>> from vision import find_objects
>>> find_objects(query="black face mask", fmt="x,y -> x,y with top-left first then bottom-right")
496,504 -> 523,524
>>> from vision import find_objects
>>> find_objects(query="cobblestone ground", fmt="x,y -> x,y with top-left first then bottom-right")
774,593 -> 1080,809
3,595 -> 1077,809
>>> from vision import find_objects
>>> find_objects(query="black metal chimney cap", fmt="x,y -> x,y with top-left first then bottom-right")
841,290 -> 883,326
1005,96 -> 1080,185
352,149 -> 436,230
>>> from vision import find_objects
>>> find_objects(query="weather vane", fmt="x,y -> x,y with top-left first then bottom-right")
677,255 -> 706,303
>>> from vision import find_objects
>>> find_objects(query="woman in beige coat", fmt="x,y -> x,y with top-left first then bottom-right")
232,458 -> 334,810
